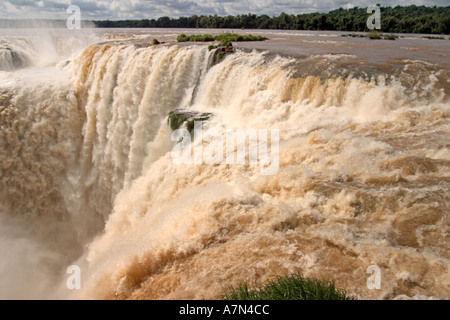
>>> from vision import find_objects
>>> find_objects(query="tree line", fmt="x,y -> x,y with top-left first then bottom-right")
93,5 -> 450,34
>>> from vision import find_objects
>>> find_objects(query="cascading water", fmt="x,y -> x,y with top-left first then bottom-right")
0,30 -> 448,300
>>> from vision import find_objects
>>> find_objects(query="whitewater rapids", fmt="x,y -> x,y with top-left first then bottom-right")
0,30 -> 448,300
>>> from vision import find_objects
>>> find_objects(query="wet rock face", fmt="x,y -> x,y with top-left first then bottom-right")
168,110 -> 213,133
211,45 -> 235,65
0,46 -> 24,70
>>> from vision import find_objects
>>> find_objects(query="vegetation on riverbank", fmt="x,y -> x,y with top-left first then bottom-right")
92,5 -> 450,35
222,274 -> 352,300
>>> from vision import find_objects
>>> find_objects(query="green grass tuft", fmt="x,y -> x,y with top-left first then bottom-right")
177,34 -> 189,42
218,39 -> 233,47
222,274 -> 352,300
368,31 -> 382,40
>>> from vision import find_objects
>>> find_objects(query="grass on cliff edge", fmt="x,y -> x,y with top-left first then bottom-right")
222,274 -> 352,300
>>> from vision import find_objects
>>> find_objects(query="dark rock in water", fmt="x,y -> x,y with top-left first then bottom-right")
168,110 -> 213,133
212,46 -> 234,65
9,49 -> 22,68
0,46 -> 24,70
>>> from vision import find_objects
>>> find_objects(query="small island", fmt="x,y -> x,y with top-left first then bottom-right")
176,33 -> 268,63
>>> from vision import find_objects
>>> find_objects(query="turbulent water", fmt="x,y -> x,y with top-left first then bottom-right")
0,29 -> 449,300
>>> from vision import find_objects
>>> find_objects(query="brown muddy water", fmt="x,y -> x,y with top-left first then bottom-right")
0,28 -> 448,300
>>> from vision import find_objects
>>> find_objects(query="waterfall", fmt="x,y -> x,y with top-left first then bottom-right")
0,34 -> 448,300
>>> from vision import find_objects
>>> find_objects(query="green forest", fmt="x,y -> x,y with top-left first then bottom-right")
93,5 -> 450,34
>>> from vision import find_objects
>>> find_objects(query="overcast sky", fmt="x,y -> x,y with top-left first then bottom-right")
0,0 -> 447,20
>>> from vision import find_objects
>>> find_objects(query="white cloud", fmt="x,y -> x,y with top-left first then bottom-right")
0,0 -> 447,20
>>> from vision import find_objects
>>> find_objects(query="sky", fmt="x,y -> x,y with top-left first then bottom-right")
0,0 -> 447,20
